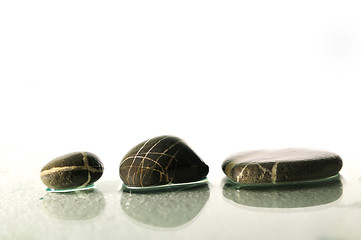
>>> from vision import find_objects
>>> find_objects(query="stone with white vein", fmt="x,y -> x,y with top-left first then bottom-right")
119,135 -> 209,187
40,152 -> 104,190
222,148 -> 342,184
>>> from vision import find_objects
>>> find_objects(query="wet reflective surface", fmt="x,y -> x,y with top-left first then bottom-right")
46,184 -> 95,193
120,184 -> 210,228
222,176 -> 343,208
42,189 -> 105,220
1,150 -> 361,240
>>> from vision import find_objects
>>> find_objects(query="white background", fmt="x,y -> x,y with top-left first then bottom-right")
1,1 -> 360,179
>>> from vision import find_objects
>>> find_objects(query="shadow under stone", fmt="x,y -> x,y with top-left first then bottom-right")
222,176 -> 343,208
120,183 -> 210,228
42,189 -> 105,220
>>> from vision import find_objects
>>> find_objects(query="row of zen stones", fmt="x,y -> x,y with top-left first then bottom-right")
40,135 -> 343,190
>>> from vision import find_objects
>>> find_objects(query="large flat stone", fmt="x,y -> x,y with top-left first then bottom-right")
222,148 -> 342,184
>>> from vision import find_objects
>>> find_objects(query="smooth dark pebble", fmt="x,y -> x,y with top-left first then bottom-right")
41,152 -> 104,190
119,135 -> 209,187
222,148 -> 342,184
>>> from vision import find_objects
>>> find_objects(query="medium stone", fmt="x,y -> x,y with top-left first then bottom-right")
119,135 -> 209,187
222,148 -> 342,184
41,152 -> 104,190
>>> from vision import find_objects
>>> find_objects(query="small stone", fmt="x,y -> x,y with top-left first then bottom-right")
41,152 -> 104,190
119,135 -> 209,187
222,148 -> 342,184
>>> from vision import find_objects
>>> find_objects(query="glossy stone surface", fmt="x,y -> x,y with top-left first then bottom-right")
41,152 -> 104,190
222,148 -> 342,184
119,135 -> 209,187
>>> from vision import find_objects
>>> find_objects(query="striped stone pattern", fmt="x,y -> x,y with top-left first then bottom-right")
41,152 -> 104,190
222,148 -> 343,184
119,135 -> 209,187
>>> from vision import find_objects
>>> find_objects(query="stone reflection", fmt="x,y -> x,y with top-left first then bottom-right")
120,184 -> 210,228
42,189 -> 105,220
223,177 -> 343,208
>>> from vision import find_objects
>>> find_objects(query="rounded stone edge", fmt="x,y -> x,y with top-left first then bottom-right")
222,149 -> 344,184
40,151 -> 104,190
119,135 -> 209,187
